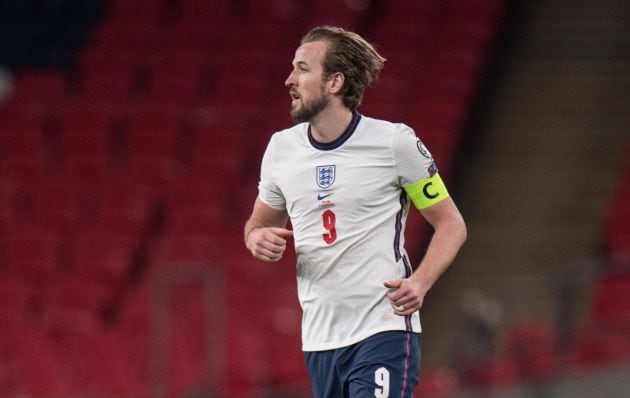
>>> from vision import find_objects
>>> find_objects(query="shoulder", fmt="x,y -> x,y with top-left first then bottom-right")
271,122 -> 308,142
266,122 -> 309,157
359,114 -> 418,149
360,114 -> 415,137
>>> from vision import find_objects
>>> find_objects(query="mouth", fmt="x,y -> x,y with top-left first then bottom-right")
289,91 -> 300,104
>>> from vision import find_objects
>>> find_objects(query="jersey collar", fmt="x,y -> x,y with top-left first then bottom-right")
308,110 -> 361,151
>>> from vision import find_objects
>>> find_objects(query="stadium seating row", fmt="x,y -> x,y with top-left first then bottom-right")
452,141 -> 630,391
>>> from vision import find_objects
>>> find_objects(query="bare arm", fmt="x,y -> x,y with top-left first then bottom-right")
385,197 -> 467,315
244,198 -> 293,262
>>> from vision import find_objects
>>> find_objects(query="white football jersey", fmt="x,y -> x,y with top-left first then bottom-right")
258,111 -> 439,351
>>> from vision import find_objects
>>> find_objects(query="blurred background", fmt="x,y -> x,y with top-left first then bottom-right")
0,0 -> 629,397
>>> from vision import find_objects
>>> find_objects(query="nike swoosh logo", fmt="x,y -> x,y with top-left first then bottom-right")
317,193 -> 334,200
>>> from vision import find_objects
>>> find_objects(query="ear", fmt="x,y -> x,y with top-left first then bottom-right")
328,72 -> 345,94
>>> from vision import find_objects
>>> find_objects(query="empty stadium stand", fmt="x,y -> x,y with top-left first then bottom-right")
26,1 -> 630,397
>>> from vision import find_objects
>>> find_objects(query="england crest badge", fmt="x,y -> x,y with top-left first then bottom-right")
316,165 -> 336,189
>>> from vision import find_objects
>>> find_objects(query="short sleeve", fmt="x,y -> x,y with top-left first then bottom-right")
258,134 -> 286,210
392,124 -> 438,187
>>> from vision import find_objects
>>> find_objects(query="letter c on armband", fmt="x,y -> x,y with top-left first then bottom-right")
404,173 -> 450,209
422,182 -> 439,199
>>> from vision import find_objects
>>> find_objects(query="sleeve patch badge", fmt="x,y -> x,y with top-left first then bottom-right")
416,139 -> 433,160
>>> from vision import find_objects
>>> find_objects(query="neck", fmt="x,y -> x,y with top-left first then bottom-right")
309,106 -> 354,143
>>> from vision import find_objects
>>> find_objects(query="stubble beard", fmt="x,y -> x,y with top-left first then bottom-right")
290,92 -> 329,123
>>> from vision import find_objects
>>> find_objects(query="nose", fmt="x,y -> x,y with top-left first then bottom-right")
285,70 -> 296,88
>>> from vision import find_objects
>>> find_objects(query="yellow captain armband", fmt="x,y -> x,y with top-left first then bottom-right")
404,173 -> 450,209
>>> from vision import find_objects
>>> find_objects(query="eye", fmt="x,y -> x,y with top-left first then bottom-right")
296,63 -> 309,72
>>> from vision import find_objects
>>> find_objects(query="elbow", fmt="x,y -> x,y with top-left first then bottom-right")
434,214 -> 467,247
453,214 -> 467,247
459,219 -> 468,246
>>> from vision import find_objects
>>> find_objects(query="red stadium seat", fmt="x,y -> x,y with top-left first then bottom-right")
589,271 -> 630,325
0,278 -> 38,330
459,354 -> 519,389
168,283 -> 208,397
414,367 -> 459,397
81,332 -> 142,396
90,16 -> 158,54
306,0 -> 363,30
78,73 -> 138,105
151,234 -> 222,270
11,70 -> 68,105
159,19 -> 225,54
92,182 -> 156,241
147,48 -> 208,79
27,182 -> 90,235
1,116 -> 47,181
604,147 -> 630,256
125,106 -> 186,182
9,327 -> 73,397
188,123 -> 242,179
107,0 -> 164,18
570,270 -> 630,370
504,323 -> 558,381
58,111 -> 117,183
146,75 -> 201,105
570,318 -> 630,371
70,233 -> 135,290
4,229 -> 64,288
78,49 -> 145,91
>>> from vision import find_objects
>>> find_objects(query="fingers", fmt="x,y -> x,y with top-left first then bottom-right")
252,243 -> 285,262
383,280 -> 400,289
270,227 -> 293,238
384,279 -> 405,301
248,227 -> 293,262
252,241 -> 286,262
385,279 -> 423,316
390,296 -> 420,316
255,249 -> 284,262
264,228 -> 292,246
390,297 -> 420,316
261,237 -> 286,252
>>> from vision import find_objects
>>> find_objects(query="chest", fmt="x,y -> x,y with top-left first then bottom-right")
273,143 -> 398,217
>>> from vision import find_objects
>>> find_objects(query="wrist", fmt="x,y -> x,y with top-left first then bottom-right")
410,272 -> 432,296
244,226 -> 259,245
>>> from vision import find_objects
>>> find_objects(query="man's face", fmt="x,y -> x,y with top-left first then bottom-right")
285,41 -> 330,122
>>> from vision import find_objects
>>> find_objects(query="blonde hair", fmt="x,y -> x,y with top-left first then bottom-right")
301,26 -> 386,110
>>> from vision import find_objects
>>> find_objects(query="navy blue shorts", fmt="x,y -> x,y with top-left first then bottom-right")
304,331 -> 421,398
